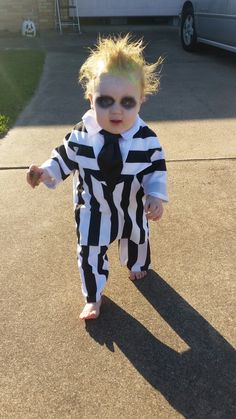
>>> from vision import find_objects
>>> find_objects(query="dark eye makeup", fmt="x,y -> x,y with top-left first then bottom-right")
96,96 -> 115,108
120,97 -> 137,109
95,95 -> 137,109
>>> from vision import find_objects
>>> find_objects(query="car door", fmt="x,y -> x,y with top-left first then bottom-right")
195,0 -> 229,44
227,0 -> 236,47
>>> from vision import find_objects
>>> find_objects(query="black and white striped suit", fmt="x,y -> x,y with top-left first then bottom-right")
41,110 -> 168,302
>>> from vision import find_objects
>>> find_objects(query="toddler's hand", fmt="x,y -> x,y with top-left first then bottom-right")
26,165 -> 51,188
145,195 -> 163,221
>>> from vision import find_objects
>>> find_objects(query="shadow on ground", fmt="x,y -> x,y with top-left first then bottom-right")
86,270 -> 236,418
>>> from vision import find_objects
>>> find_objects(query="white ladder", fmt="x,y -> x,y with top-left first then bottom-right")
55,0 -> 81,34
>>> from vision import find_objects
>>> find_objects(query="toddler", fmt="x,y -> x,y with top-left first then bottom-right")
27,34 -> 168,320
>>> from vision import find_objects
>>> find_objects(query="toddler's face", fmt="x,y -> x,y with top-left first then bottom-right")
89,73 -> 144,134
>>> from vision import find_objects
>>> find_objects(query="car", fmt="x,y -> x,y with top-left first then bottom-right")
180,0 -> 236,53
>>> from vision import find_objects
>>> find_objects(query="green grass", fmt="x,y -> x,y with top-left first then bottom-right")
0,50 -> 45,138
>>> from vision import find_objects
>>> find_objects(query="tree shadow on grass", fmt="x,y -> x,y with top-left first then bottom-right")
85,270 -> 236,418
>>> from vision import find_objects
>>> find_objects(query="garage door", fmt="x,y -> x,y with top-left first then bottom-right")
74,0 -> 183,17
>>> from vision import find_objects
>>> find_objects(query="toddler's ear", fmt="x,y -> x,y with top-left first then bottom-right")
88,93 -> 94,109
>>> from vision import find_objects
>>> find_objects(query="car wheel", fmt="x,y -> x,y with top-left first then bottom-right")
181,7 -> 197,51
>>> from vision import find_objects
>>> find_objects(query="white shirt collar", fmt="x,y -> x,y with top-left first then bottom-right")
82,109 -> 143,139
82,109 -> 102,135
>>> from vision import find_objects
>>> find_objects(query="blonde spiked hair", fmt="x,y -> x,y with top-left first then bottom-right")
79,34 -> 163,99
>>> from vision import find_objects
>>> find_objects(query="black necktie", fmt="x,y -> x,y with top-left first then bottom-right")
98,129 -> 123,191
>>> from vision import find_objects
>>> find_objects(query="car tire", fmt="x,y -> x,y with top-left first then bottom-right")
181,6 -> 197,51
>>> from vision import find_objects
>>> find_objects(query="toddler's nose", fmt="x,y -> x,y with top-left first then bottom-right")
110,101 -> 122,113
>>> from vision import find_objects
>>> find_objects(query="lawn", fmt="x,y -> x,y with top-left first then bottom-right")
0,49 -> 45,138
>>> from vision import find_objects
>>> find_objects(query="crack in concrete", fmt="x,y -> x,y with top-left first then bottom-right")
0,156 -> 235,171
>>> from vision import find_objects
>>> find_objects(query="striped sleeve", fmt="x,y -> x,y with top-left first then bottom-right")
40,130 -> 79,189
141,138 -> 168,202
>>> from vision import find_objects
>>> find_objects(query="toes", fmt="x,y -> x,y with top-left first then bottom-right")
80,310 -> 96,320
129,271 -> 147,280
129,271 -> 136,281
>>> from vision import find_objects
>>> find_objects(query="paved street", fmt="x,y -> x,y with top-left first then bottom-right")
0,26 -> 235,418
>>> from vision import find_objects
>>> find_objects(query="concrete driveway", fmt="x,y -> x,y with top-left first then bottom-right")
0,26 -> 235,418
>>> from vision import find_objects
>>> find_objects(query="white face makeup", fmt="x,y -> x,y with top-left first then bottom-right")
89,73 -> 144,134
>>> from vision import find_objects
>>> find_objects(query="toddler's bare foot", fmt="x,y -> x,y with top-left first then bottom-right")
129,271 -> 147,281
79,300 -> 102,320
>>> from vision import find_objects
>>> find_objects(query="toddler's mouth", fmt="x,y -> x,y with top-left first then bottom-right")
110,120 -> 122,124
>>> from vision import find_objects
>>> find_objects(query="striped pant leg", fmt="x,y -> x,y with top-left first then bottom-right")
77,245 -> 109,303
118,239 -> 151,272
